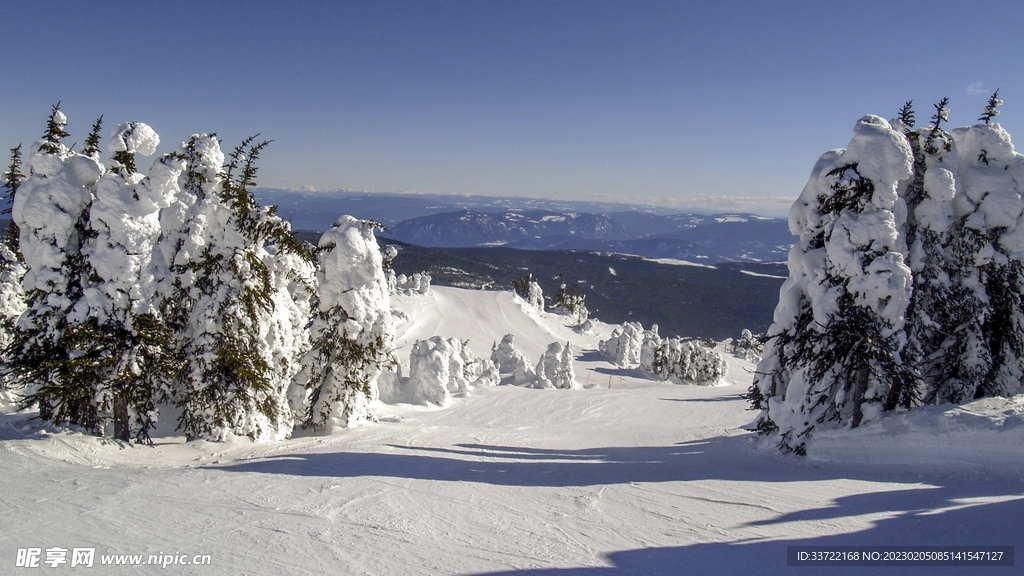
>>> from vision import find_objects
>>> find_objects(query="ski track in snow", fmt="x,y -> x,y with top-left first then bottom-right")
2,286 -> 1023,575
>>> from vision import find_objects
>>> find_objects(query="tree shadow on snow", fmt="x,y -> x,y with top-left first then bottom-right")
215,437 -> 1024,573
469,490 -> 1024,575
658,395 -> 747,402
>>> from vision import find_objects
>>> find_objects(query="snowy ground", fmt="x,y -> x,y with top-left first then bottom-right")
2,287 -> 1022,574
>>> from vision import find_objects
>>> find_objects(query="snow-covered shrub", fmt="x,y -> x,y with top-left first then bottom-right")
394,272 -> 431,295
640,327 -> 726,385
599,321 -> 644,368
405,336 -> 498,405
490,334 -> 536,384
731,329 -> 763,361
293,216 -> 395,431
535,341 -> 579,390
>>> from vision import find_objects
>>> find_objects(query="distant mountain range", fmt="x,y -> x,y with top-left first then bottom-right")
253,188 -> 795,264
381,209 -> 793,263
253,188 -> 689,229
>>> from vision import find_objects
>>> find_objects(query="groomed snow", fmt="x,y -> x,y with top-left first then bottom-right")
2,286 -> 1022,575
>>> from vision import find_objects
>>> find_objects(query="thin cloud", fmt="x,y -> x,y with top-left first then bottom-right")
967,82 -> 989,95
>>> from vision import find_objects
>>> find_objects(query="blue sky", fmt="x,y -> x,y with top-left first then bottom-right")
2,0 -> 1022,216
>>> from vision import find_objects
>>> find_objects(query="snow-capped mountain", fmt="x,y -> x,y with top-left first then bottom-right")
380,209 -> 793,262
255,188 -> 795,263
383,209 -> 629,247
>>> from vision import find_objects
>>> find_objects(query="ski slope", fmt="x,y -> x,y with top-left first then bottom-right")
2,286 -> 1022,575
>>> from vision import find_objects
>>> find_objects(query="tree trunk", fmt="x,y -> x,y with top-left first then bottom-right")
113,393 -> 130,441
850,364 -> 870,428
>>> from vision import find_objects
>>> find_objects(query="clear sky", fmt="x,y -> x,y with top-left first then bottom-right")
2,0 -> 1022,216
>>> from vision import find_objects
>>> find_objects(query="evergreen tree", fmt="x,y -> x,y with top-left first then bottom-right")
3,143 -> 25,252
553,273 -> 588,324
163,135 -> 314,441
7,105 -> 105,430
898,99 -> 964,405
897,100 -> 915,129
979,89 -> 1002,125
945,116 -> 1024,400
749,115 -> 915,454
0,146 -> 27,352
0,146 -> 26,373
293,216 -> 395,431
512,272 -> 544,310
81,116 -> 103,159
74,121 -> 183,443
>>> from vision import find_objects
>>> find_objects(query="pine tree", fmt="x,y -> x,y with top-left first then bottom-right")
7,105 -> 106,430
39,102 -> 70,154
75,121 -> 182,443
165,135 -> 314,441
749,115 -> 915,454
82,116 -> 103,159
0,145 -> 27,376
294,216 -> 395,430
897,100 -> 915,129
979,89 -> 1002,125
924,97 -> 950,155
2,144 -> 25,255
898,99 -> 962,405
944,114 -> 1024,400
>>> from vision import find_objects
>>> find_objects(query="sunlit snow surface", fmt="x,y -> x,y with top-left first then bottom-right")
2,286 -> 1022,575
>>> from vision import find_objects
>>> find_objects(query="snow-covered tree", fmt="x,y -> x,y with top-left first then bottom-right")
382,244 -> 398,292
895,99 -> 973,404
535,341 -> 578,389
3,143 -> 25,254
394,271 -> 431,295
293,216 -> 394,431
512,272 -> 543,310
0,144 -> 27,363
946,116 -> 1024,399
749,115 -> 916,454
979,90 -> 1002,125
490,334 -> 536,384
67,121 -> 185,442
7,104 -> 106,430
405,336 -> 498,405
553,273 -> 589,324
161,136 -> 315,441
640,327 -> 726,385
731,329 -> 762,361
81,116 -> 104,160
599,321 -> 645,368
